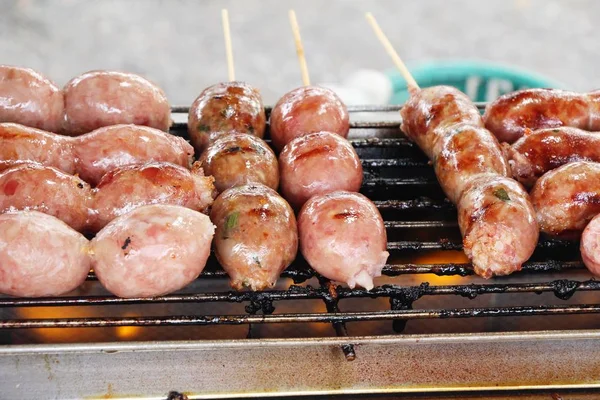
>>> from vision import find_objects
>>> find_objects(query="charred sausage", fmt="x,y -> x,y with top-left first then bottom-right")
199,133 -> 278,193
210,184 -> 298,291
188,82 -> 266,154
73,124 -> 193,185
0,211 -> 91,297
507,127 -> 600,188
483,88 -> 600,144
279,131 -> 363,210
91,205 -> 215,298
63,70 -> 171,135
400,86 -> 538,278
298,191 -> 388,290
0,65 -> 64,133
270,86 -> 349,151
92,162 -> 216,232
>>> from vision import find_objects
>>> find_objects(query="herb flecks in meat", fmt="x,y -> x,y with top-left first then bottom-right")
493,188 -> 511,201
222,211 -> 240,239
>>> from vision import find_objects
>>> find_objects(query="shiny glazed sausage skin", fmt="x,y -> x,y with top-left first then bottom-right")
200,133 -> 278,193
400,86 -> 538,278
73,124 -> 194,185
0,66 -> 65,133
0,123 -> 76,174
0,163 -> 94,232
270,86 -> 349,151
210,184 -> 298,291
483,88 -> 600,144
507,127 -> 600,188
531,161 -> 600,236
581,213 -> 600,276
92,162 -> 216,232
0,211 -> 91,297
188,82 -> 266,154
279,131 -> 363,210
63,70 -> 171,135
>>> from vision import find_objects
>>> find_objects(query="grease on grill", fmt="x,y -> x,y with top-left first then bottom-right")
166,391 -> 188,400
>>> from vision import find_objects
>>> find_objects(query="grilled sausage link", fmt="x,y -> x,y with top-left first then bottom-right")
507,127 -> 600,188
400,85 -> 538,278
483,88 -> 600,144
531,161 -> 600,237
0,66 -> 65,133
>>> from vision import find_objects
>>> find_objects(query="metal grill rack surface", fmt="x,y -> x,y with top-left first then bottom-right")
1,105 -> 600,399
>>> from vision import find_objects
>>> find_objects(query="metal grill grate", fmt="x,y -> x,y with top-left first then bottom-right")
0,104 -> 598,359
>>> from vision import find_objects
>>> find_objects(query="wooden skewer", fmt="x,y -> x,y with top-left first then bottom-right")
288,9 -> 311,86
221,9 -> 235,81
365,12 -> 419,94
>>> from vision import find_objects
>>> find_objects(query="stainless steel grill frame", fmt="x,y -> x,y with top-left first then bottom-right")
1,104 -> 599,399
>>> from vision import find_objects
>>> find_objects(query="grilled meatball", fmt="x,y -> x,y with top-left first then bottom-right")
0,123 -> 76,174
92,162 -> 216,232
63,70 -> 171,135
279,131 -> 363,210
188,82 -> 266,154
0,164 -> 94,231
458,174 -> 539,278
0,65 -> 64,133
581,213 -> 600,276
0,211 -> 91,297
400,85 -> 538,278
73,124 -> 193,185
91,205 -> 215,298
270,86 -> 349,151
200,133 -> 278,193
531,161 -> 600,237
483,88 -> 600,144
507,127 -> 600,188
211,184 -> 297,291
298,191 -> 388,290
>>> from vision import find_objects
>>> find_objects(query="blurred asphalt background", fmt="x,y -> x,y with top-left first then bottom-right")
0,0 -> 597,105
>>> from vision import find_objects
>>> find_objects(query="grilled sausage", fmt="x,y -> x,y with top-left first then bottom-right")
0,65 -> 64,133
483,88 -> 600,144
63,70 -> 171,135
400,86 -> 538,278
91,205 -> 215,298
199,133 -> 278,193
210,184 -> 298,291
279,131 -> 363,210
73,124 -> 194,185
0,164 -> 94,231
298,191 -> 388,290
531,161 -> 600,236
458,174 -> 539,278
270,86 -> 349,151
0,211 -> 91,297
92,162 -> 216,232
507,127 -> 600,188
0,123 -> 76,174
188,82 -> 266,154
581,213 -> 600,276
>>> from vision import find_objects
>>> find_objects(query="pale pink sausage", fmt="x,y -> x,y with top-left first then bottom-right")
73,124 -> 193,185
298,191 -> 389,290
63,70 -> 171,135
581,213 -> 600,277
0,65 -> 64,133
91,205 -> 215,298
0,211 -> 91,297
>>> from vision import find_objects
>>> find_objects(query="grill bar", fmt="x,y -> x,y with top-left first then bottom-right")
2,304 -> 599,329
1,278 -> 594,308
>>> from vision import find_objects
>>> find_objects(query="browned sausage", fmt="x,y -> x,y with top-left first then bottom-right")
483,88 -> 600,144
188,82 -> 266,154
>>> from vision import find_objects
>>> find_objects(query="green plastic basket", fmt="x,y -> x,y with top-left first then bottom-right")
388,60 -> 564,104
